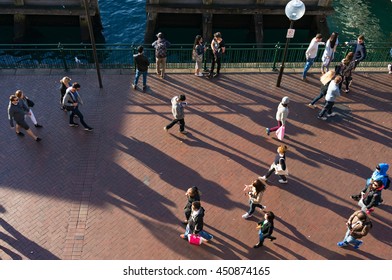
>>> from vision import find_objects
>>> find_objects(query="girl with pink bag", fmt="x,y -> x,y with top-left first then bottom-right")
265,96 -> 289,140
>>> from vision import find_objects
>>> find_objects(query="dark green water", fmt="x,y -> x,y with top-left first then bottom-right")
0,0 -> 391,44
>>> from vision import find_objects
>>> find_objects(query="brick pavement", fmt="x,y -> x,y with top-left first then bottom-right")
0,68 -> 391,260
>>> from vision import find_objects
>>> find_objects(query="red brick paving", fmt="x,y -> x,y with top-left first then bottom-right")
0,68 -> 391,260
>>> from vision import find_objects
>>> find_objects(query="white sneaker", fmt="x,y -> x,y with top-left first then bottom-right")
262,205 -> 267,210
307,103 -> 315,108
279,179 -> 288,184
163,127 -> 168,132
327,112 -> 336,117
242,213 -> 252,219
197,73 -> 203,77
258,176 -> 267,181
180,130 -> 188,134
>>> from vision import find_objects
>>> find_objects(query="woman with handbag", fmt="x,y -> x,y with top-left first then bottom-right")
60,76 -> 71,110
15,90 -> 43,128
192,35 -> 205,77
180,201 -> 213,243
265,96 -> 289,137
259,145 -> 288,184
242,179 -> 267,219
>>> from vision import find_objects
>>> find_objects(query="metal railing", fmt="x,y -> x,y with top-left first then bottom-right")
0,43 -> 390,70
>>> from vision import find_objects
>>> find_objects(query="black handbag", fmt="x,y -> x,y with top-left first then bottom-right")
26,98 -> 35,107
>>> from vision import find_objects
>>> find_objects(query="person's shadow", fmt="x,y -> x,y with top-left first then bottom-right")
0,218 -> 59,260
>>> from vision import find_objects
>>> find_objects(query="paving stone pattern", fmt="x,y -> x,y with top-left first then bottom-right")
0,69 -> 391,260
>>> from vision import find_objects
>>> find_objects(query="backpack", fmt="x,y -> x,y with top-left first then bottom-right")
155,40 -> 167,58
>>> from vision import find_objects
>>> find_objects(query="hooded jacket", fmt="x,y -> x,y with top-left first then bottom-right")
188,207 -> 205,234
361,183 -> 383,209
347,210 -> 372,239
367,163 -> 389,188
275,103 -> 289,125
171,96 -> 186,119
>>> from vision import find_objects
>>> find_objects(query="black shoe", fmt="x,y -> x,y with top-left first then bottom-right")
351,195 -> 360,201
213,73 -> 219,78
16,132 -> 25,137
142,85 -> 147,92
253,243 -> 263,248
269,236 -> 277,241
35,124 -> 43,128
69,123 -> 79,127
35,137 -> 42,142
207,73 -> 213,79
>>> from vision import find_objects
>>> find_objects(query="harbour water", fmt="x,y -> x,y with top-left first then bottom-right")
0,0 -> 391,44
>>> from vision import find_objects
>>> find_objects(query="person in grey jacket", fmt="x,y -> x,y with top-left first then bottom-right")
8,95 -> 41,141
317,76 -> 342,120
164,94 -> 188,134
62,83 -> 93,131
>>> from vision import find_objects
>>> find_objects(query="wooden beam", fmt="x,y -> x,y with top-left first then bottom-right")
145,5 -> 334,16
0,6 -> 96,16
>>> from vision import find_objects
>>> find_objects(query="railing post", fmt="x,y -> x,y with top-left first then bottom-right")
58,42 -> 68,71
272,42 -> 280,71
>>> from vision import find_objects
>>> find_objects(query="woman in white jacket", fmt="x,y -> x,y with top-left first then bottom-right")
266,96 -> 289,136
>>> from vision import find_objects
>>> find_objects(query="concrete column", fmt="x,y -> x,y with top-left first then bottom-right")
254,14 -> 264,45
14,14 -> 27,43
80,15 -> 90,42
202,13 -> 213,42
144,12 -> 158,44
318,0 -> 333,7
202,0 -> 213,4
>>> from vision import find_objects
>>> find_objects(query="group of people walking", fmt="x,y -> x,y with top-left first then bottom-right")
337,163 -> 389,249
7,76 -> 93,142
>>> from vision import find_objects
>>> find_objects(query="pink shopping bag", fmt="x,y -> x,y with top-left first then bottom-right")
188,234 -> 203,245
276,125 -> 285,141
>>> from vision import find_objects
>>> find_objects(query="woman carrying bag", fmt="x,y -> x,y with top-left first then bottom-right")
266,96 -> 289,139
259,145 -> 289,184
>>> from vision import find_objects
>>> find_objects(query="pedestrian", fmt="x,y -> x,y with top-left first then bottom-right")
351,179 -> 383,214
345,34 -> 366,69
132,45 -> 150,92
15,90 -> 43,128
317,75 -> 342,120
163,94 -> 188,134
8,95 -> 41,142
388,63 -> 392,74
266,96 -> 289,136
183,186 -> 201,224
337,52 -> 356,93
207,32 -> 225,79
242,179 -> 267,219
365,163 -> 390,190
308,70 -> 335,108
337,210 -> 372,249
192,35 -> 206,77
321,32 -> 339,74
59,76 -> 71,110
152,32 -> 171,79
253,211 -> 276,248
62,82 -> 93,131
180,201 -> 213,242
259,145 -> 289,184
302,33 -> 324,81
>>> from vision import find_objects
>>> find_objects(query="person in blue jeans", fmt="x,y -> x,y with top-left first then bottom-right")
254,211 -> 276,248
132,45 -> 150,92
180,201 -> 213,242
337,210 -> 372,250
302,34 -> 324,81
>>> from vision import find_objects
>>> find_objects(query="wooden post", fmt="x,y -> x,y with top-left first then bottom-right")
144,12 -> 158,44
202,13 -> 213,42
254,14 -> 264,45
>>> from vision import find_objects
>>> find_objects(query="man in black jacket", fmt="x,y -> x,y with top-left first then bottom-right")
132,45 -> 150,92
345,35 -> 366,68
180,201 -> 213,242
